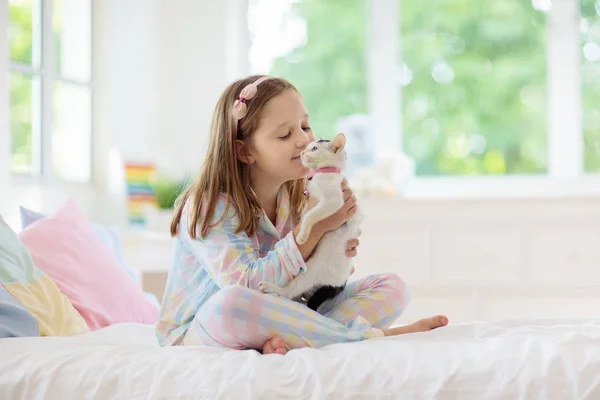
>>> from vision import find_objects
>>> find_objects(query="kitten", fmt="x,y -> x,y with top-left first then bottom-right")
259,133 -> 363,311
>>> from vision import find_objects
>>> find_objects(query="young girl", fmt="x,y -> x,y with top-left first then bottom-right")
156,75 -> 448,354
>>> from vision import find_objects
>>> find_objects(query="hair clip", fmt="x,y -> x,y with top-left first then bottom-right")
232,76 -> 271,120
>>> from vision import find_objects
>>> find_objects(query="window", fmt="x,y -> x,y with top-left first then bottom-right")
8,0 -> 41,175
582,0 -> 600,172
401,0 -> 547,176
248,0 -> 368,139
249,0 -> 597,181
8,0 -> 92,181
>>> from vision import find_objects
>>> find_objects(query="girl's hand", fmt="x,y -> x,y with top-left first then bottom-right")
345,238 -> 359,258
315,180 -> 357,234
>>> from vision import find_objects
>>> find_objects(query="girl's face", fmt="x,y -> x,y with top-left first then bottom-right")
241,90 -> 315,185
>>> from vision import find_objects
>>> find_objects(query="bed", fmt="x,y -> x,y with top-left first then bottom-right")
4,201 -> 600,398
2,319 -> 600,399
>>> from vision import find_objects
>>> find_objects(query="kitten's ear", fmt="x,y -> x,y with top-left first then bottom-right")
329,133 -> 346,153
235,140 -> 255,165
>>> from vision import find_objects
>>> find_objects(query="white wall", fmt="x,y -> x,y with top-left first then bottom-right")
157,0 -> 250,177
94,0 -> 161,176
96,0 -> 251,181
90,0 -> 163,227
352,196 -> 600,323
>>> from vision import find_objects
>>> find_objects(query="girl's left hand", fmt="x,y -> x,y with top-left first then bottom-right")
346,238 -> 359,258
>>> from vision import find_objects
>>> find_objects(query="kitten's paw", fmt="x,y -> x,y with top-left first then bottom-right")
259,281 -> 281,295
296,230 -> 309,245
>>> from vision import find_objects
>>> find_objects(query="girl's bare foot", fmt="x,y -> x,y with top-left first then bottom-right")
383,315 -> 448,336
262,336 -> 288,355
260,317 -> 447,352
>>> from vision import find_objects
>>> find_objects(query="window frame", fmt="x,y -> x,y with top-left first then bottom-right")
369,0 -> 589,187
0,0 -> 9,182
369,0 -> 596,198
546,0 -> 583,179
6,0 -> 94,183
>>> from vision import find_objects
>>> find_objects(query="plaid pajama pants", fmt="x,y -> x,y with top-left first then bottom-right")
182,273 -> 409,349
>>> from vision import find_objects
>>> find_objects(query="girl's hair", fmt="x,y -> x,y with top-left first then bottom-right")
170,75 -> 307,239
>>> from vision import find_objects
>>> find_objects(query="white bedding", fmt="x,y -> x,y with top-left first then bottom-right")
2,319 -> 600,399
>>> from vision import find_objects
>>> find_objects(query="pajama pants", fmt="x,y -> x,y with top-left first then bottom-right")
182,273 -> 409,350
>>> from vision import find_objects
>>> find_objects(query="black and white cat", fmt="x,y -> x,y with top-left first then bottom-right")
259,133 -> 363,311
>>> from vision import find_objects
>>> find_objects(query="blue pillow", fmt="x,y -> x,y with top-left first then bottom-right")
0,284 -> 39,338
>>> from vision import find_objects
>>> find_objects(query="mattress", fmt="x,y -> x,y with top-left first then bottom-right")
1,319 -> 600,399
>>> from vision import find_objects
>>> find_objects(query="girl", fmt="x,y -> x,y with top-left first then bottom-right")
156,75 -> 448,354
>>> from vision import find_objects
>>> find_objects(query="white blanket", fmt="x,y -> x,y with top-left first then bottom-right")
2,319 -> 600,399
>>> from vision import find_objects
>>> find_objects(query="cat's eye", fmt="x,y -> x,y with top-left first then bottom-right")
311,146 -> 318,151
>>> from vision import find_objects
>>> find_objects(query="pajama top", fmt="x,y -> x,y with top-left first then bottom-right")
156,188 -> 306,346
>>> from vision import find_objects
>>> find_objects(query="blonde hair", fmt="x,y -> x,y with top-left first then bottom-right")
170,75 -> 307,239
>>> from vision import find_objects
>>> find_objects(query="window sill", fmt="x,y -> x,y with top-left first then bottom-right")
9,174 -> 95,189
401,175 -> 600,201
8,173 -> 600,203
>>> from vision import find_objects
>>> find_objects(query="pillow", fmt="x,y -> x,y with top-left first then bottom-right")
0,215 -> 89,337
20,206 -> 160,309
0,285 -> 40,338
20,206 -> 137,282
18,200 -> 159,330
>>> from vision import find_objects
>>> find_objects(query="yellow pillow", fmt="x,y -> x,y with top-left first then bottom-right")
0,215 -> 89,337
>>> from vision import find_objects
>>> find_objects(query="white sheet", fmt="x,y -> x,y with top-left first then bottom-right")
2,319 -> 600,399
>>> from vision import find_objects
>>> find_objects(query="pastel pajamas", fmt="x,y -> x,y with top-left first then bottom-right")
156,189 -> 410,349
182,273 -> 408,349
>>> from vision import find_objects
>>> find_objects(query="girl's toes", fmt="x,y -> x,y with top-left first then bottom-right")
425,315 -> 448,329
263,336 -> 288,355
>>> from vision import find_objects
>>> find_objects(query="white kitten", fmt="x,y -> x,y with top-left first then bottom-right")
259,133 -> 363,311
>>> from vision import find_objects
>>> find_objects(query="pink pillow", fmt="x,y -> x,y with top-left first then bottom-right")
18,199 -> 158,330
